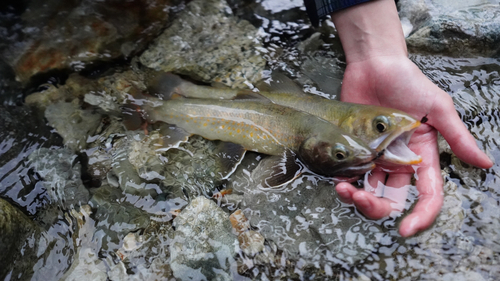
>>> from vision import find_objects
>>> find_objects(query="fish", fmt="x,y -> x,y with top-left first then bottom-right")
146,72 -> 422,165
123,92 -> 377,187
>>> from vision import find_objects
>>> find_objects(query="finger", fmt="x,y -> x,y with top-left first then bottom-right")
337,170 -> 390,204
428,89 -> 493,169
398,176 -> 443,238
351,191 -> 394,219
385,173 -> 412,188
335,182 -> 358,204
366,170 -> 387,190
398,130 -> 444,237
384,173 -> 412,212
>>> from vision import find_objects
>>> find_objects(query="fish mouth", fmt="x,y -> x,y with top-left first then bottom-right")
373,121 -> 422,165
331,161 -> 376,177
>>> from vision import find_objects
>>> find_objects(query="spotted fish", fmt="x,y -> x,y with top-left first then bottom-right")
146,72 -> 422,166
124,93 -> 377,187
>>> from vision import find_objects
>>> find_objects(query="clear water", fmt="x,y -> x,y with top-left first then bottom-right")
1,0 -> 499,280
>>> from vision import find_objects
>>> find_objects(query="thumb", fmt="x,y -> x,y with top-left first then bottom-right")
429,92 -> 493,169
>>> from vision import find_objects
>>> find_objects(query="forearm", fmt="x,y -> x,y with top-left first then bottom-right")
330,0 -> 407,64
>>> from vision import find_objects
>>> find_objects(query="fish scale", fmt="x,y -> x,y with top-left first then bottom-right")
128,94 -> 378,180
144,98 -> 312,156
145,72 -> 422,165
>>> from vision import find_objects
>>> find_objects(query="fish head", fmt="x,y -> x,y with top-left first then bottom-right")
345,106 -> 422,165
298,133 -> 377,178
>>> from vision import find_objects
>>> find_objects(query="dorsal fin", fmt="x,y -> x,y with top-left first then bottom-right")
232,90 -> 271,102
256,72 -> 306,95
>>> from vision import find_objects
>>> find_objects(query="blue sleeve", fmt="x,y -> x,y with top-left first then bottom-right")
304,0 -> 373,26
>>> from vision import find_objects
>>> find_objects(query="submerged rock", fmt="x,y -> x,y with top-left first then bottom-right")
1,0 -> 184,83
223,153 -> 384,266
25,73 -> 101,110
45,100 -> 103,151
0,198 -> 43,279
140,0 -> 266,88
90,184 -> 152,251
61,205 -> 108,281
170,196 -> 238,281
230,209 -> 266,257
28,147 -> 90,210
399,0 -> 500,56
112,220 -> 176,280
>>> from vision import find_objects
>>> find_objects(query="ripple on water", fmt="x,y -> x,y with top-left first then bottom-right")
411,54 -> 500,275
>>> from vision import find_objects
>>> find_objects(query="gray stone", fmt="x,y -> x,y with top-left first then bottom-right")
0,198 -> 43,279
139,0 -> 266,88
90,184 -> 152,251
28,147 -> 90,210
224,153 -> 383,265
109,133 -> 162,197
170,196 -> 238,281
0,0 -> 182,83
112,220 -> 176,280
399,0 -> 500,56
25,73 -> 101,111
45,101 -> 103,151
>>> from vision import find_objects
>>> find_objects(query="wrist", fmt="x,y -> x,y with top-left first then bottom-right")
331,0 -> 408,64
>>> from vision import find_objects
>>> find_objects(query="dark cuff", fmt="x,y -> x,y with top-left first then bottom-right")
304,0 -> 372,26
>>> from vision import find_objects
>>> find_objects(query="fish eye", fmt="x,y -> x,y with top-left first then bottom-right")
332,145 -> 349,161
373,116 -> 390,133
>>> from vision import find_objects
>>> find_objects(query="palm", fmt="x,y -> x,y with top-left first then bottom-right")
335,56 -> 492,237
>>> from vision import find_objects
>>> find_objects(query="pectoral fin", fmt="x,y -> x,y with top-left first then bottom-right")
121,104 -> 145,131
214,142 -> 247,179
252,150 -> 302,189
156,124 -> 191,151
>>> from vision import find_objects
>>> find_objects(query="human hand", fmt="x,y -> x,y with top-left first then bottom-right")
335,55 -> 493,237
328,0 -> 493,236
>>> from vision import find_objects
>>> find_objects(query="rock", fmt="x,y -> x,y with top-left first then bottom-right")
399,0 -> 500,56
60,205 -> 108,281
90,184 -> 152,251
139,0 -> 266,88
295,32 -> 344,98
113,221 -> 176,280
0,104 -> 64,214
1,0 -> 183,83
25,73 -> 101,110
0,198 -> 43,279
170,196 -> 238,281
28,147 -> 90,210
45,100 -> 103,151
229,209 -> 266,256
109,132 -> 163,197
223,153 -> 384,266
